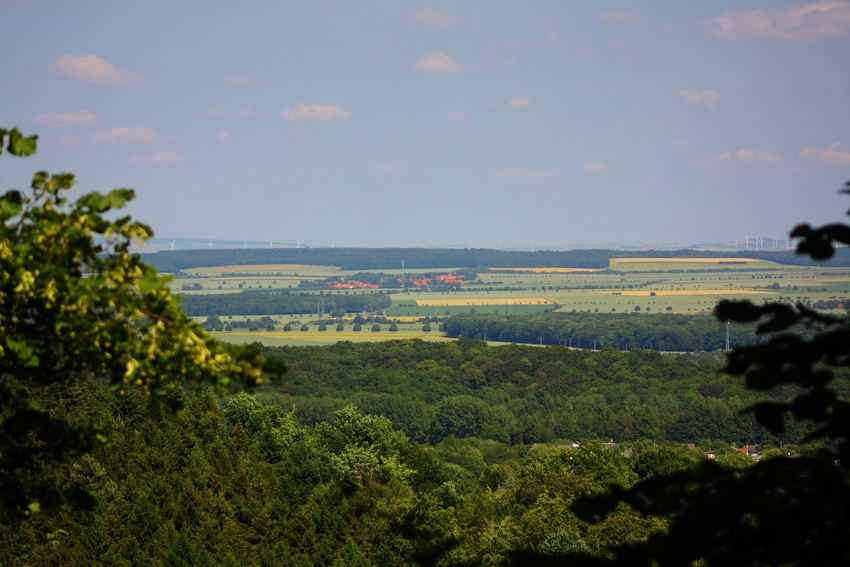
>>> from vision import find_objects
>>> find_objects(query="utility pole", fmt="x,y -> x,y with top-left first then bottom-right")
726,319 -> 730,350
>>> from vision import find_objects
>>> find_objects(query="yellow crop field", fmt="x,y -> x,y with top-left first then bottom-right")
612,257 -> 760,263
607,289 -> 777,297
492,267 -> 602,273
416,298 -> 553,306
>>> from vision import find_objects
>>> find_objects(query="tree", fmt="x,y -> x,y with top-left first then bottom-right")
371,324 -> 381,333
301,324 -> 309,332
336,323 -> 345,332
318,324 -> 327,332
389,323 -> 399,333
353,323 -> 362,332
565,181 -> 850,567
283,324 -> 292,332
422,323 -> 432,333
0,128 -> 276,518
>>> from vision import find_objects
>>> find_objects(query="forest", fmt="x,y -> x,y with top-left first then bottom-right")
440,312 -> 770,352
3,129 -> 849,566
179,290 -> 392,317
255,339 -> 829,448
144,246 -> 850,273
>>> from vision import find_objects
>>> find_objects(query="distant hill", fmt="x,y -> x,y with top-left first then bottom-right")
143,246 -> 850,273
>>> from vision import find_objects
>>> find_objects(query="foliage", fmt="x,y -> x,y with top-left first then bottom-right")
566,182 -> 850,566
0,129 -> 275,518
441,311 -> 768,352
179,289 -> 391,316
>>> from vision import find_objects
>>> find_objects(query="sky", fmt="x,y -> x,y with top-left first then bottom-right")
2,1 -> 849,249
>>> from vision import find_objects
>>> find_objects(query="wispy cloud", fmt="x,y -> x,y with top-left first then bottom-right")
599,10 -> 642,26
412,51 -> 464,73
714,149 -> 783,164
498,168 -> 557,179
33,109 -> 98,127
90,126 -> 162,144
207,105 -> 257,120
704,1 -> 850,42
226,74 -> 268,86
675,88 -> 726,109
446,110 -> 468,123
580,162 -> 606,172
799,142 -> 850,164
282,103 -> 352,121
399,8 -> 463,27
125,151 -> 185,165
507,95 -> 533,109
216,130 -> 232,142
50,54 -> 146,84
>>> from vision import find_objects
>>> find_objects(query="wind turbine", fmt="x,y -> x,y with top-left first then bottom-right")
331,240 -> 335,248
296,240 -> 301,248
269,240 -> 273,249
208,240 -> 214,250
745,234 -> 752,251
773,236 -> 780,248
755,234 -> 760,251
170,240 -> 176,251
243,240 -> 248,249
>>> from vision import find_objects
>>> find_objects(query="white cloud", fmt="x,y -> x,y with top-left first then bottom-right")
446,110 -> 468,123
226,74 -> 268,86
580,162 -> 607,172
282,103 -> 352,122
599,10 -> 642,26
412,51 -> 463,73
217,130 -> 232,142
675,88 -> 726,109
125,151 -> 185,165
507,95 -> 533,109
33,109 -> 98,127
714,149 -> 783,164
704,1 -> 850,42
371,164 -> 410,173
799,142 -> 850,164
400,8 -> 462,27
50,54 -> 146,84
90,126 -> 161,144
497,168 -> 557,179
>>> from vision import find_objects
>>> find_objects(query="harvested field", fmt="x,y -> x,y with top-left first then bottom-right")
607,289 -> 778,297
491,267 -> 603,273
416,298 -> 553,306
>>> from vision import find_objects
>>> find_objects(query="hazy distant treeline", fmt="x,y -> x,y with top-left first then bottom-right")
179,291 -> 392,316
440,312 -> 768,352
144,247 -> 850,272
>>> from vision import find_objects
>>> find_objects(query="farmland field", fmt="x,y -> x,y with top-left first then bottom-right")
173,258 -> 850,346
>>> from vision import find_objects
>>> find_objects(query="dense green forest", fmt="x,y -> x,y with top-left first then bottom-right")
1,379 -> 706,565
441,312 -> 769,352
144,246 -> 850,273
179,290 -> 392,317
255,339 -> 830,447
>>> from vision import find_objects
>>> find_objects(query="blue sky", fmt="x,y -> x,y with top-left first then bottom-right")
2,1 -> 849,249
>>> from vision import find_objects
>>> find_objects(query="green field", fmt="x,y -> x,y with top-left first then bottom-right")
178,259 -> 850,345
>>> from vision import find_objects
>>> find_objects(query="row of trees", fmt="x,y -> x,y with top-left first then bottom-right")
179,290 -> 392,316
145,246 -> 850,274
440,311 -> 773,351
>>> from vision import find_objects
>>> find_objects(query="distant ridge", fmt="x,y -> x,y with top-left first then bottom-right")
143,247 -> 850,273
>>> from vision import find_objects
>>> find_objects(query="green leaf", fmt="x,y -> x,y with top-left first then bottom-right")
0,190 -> 23,218
6,128 -> 38,157
107,188 -> 135,209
